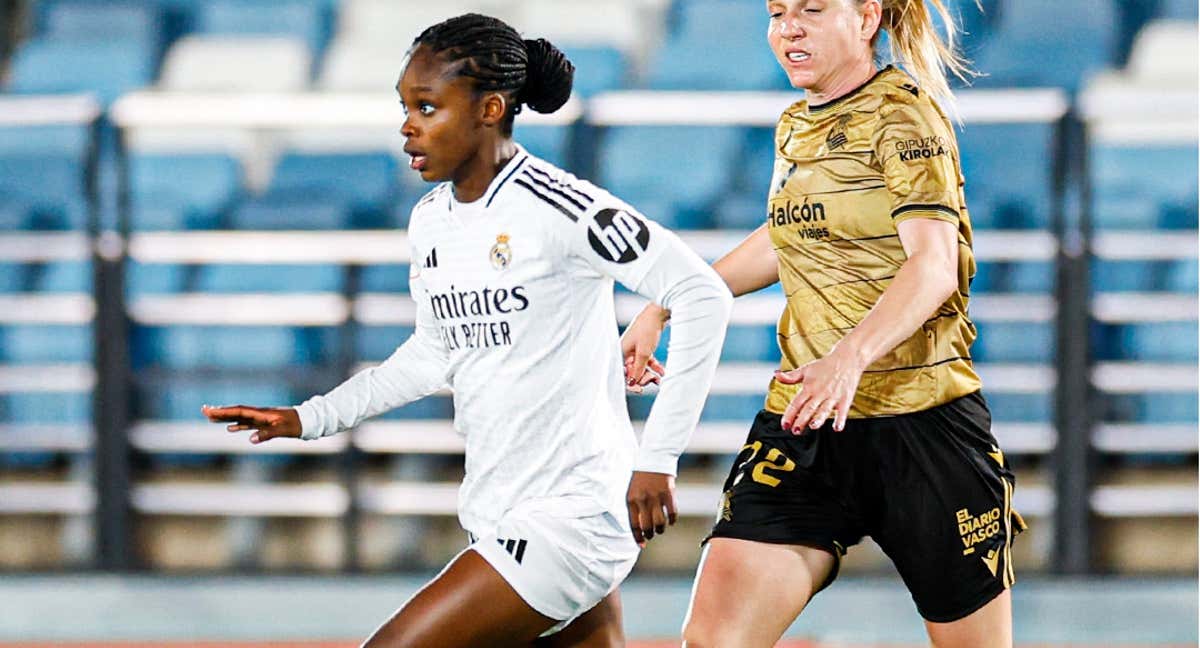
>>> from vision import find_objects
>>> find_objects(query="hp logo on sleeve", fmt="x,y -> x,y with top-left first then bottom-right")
587,208 -> 650,264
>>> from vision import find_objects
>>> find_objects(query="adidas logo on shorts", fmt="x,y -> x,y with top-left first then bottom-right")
497,537 -> 528,564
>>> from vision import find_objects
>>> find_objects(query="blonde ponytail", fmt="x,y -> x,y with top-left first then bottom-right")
871,0 -> 977,110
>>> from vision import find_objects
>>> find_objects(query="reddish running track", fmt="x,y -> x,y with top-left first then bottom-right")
0,642 -> 1190,647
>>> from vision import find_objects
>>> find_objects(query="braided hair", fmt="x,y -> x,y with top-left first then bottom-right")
413,14 -> 575,134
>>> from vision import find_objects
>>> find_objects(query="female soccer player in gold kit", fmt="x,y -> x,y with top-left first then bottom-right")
623,1 -> 1025,646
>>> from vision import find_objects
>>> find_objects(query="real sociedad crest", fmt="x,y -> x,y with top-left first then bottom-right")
490,233 -> 512,270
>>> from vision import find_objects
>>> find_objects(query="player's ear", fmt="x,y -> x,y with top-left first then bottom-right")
480,92 -> 508,127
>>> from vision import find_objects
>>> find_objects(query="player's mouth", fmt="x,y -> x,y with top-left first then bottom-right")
784,49 -> 812,65
405,147 -> 429,171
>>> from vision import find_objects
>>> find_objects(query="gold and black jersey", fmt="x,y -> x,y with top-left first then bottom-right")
764,66 -> 981,418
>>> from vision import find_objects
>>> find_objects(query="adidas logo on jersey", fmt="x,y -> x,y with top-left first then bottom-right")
423,248 -> 439,269
497,537 -> 528,564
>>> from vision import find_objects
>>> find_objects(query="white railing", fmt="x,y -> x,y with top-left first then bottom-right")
0,96 -> 102,522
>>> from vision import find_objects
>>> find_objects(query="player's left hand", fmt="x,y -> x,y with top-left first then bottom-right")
626,471 -> 677,545
775,343 -> 865,433
620,304 -> 669,394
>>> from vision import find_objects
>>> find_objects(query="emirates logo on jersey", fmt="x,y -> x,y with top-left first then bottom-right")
490,233 -> 513,270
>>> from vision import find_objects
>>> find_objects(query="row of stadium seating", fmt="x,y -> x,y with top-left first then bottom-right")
0,120 -> 1195,233
5,0 -> 1196,102
0,6 -> 1195,235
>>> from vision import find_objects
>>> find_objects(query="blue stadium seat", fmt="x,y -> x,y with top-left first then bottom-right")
134,326 -> 338,370
267,152 -> 398,228
713,192 -> 767,230
971,0 -> 1116,89
946,0 -> 999,59
972,322 -> 1054,362
1092,260 -> 1163,292
129,193 -> 218,231
125,262 -> 188,295
650,2 -> 784,90
958,123 -> 1054,228
142,379 -> 298,420
1117,322 -> 1198,361
42,1 -> 161,48
966,190 -> 999,230
360,265 -> 411,294
1006,261 -> 1055,293
741,127 -> 777,196
627,391 -> 764,422
390,194 -> 422,228
600,126 -> 742,227
375,395 -> 455,420
356,325 -> 416,363
971,261 -> 999,293
0,324 -> 92,363
1092,194 -> 1160,230
0,263 -> 29,292
0,451 -> 57,469
984,392 -> 1052,422
0,200 -> 30,231
1092,145 -> 1198,205
1107,392 -> 1199,423
0,156 -> 87,231
0,125 -> 90,156
230,196 -> 350,230
1,392 -> 92,423
561,46 -> 628,96
195,0 -> 329,59
674,1 -> 765,41
626,195 -> 696,230
1165,258 -> 1198,293
33,260 -> 92,292
5,38 -> 155,103
647,39 -> 783,91
1161,194 -> 1200,230
514,126 -> 571,170
1158,0 -> 1199,19
130,153 -> 242,225
721,325 -> 780,363
194,264 -> 344,292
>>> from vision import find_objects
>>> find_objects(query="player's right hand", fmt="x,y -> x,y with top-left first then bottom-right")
201,404 -> 301,444
620,303 -> 670,394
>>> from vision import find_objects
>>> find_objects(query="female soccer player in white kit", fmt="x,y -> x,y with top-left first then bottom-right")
203,13 -> 732,648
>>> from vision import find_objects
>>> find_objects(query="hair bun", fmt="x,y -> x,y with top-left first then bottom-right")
520,38 -> 574,114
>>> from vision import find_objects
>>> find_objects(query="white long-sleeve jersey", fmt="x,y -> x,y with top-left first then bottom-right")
296,147 -> 732,535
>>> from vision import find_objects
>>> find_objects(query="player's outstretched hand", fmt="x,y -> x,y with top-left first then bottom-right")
620,303 -> 669,394
775,343 -> 865,434
201,404 -> 301,444
626,471 -> 678,545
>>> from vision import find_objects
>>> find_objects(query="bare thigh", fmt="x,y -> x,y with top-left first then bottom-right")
534,591 -> 625,648
925,588 -> 1012,648
682,538 -> 836,648
363,548 -> 557,648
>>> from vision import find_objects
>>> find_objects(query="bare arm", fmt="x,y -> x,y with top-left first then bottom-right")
712,224 -> 779,297
627,223 -> 776,337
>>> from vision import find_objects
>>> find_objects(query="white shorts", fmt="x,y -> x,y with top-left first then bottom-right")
468,505 -> 640,635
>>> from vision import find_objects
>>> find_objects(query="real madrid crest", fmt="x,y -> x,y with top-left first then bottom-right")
489,233 -> 512,270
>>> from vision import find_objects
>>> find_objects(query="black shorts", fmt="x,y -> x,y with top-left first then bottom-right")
706,391 -> 1026,623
